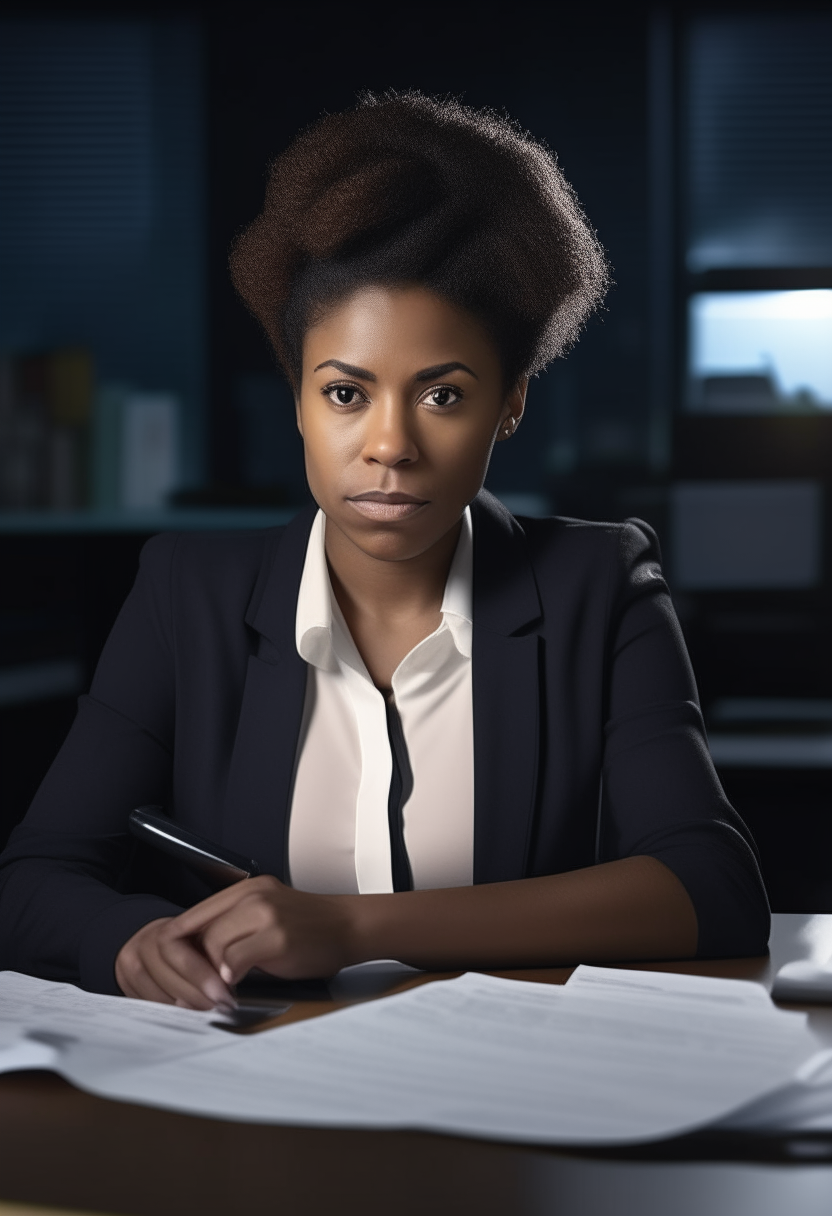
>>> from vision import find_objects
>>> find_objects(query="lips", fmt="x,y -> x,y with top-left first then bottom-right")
347,491 -> 428,521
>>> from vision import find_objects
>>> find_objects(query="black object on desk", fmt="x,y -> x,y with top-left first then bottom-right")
128,805 -> 261,889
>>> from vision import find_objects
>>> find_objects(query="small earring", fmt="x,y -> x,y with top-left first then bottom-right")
503,418 -> 516,437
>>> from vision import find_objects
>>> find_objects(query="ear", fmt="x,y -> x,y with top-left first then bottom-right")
295,393 -> 304,437
495,378 -> 528,442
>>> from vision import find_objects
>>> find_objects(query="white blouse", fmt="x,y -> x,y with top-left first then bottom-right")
287,508 -> 475,894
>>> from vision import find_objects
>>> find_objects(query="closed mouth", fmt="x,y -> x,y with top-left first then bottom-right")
348,492 -> 428,505
346,492 -> 429,519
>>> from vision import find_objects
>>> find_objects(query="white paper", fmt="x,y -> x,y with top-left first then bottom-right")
568,967 -> 832,1136
566,964 -> 776,1010
0,1039 -> 60,1073
75,970 -> 815,1145
0,967 -> 818,1146
0,971 -> 230,1083
718,1049 -> 832,1134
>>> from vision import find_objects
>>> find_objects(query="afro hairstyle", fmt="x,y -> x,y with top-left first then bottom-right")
230,91 -> 611,389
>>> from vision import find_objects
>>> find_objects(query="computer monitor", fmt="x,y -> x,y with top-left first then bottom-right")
686,289 -> 832,414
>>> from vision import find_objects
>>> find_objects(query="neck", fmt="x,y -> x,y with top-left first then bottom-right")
324,516 -> 463,627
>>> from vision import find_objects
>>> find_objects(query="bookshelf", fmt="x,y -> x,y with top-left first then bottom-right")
0,507 -> 298,535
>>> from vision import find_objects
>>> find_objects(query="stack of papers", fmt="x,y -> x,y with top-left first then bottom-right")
0,966 -> 825,1145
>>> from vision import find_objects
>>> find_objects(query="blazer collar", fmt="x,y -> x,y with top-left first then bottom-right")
469,492 -> 543,884
247,491 -> 542,649
470,491 -> 542,636
245,502 -> 318,654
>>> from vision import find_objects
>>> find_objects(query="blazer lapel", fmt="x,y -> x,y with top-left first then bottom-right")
220,506 -> 316,879
471,493 -> 543,884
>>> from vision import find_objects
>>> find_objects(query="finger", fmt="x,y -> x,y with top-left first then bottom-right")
198,894 -> 281,975
117,945 -> 179,1005
146,935 -> 234,1009
219,929 -> 291,985
124,968 -> 178,1005
169,876 -> 282,939
170,884 -> 249,936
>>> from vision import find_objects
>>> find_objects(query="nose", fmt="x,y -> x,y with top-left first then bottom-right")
362,400 -> 419,468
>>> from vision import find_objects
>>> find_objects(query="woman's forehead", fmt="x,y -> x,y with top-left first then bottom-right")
303,285 -> 500,376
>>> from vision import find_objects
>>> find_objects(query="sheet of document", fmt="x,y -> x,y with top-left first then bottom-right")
0,966 -> 819,1145
718,1049 -> 832,1134
0,971 -> 231,1083
565,963 -> 776,1010
562,968 -> 832,1137
69,969 -> 816,1145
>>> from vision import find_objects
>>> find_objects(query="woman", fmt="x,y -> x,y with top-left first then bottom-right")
0,94 -> 768,1008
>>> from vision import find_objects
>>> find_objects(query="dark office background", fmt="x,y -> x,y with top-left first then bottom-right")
2,0 -> 832,911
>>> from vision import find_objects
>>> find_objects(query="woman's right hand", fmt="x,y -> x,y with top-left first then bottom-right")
115,917 -> 235,1009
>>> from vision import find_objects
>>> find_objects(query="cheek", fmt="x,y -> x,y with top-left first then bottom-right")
432,423 -> 496,484
302,414 -> 357,485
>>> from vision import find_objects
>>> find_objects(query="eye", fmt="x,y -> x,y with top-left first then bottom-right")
422,385 -> 463,409
323,383 -> 366,408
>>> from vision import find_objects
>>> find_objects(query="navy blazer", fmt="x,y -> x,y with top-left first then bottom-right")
0,492 -> 769,993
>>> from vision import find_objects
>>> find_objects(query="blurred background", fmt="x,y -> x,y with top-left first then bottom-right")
1,0 -> 831,911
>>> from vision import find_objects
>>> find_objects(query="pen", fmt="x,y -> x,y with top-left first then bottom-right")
128,806 -> 261,890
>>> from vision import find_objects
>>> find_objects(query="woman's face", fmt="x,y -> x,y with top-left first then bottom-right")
297,284 -> 525,565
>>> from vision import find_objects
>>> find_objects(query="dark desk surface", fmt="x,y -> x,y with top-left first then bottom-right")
2,914 -> 832,1216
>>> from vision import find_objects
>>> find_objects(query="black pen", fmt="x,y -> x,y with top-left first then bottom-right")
128,806 -> 261,891
127,807 -> 299,1024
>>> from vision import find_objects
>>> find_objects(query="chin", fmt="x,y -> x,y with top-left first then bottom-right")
355,534 -> 430,563
345,523 -> 438,563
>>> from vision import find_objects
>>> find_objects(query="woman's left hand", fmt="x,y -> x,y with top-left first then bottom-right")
166,876 -> 359,989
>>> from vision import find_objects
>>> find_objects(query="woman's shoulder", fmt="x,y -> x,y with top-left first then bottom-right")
519,512 -> 661,563
512,512 -> 666,608
137,526 -> 289,612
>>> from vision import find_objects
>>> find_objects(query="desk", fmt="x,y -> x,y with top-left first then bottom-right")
1,914 -> 832,1216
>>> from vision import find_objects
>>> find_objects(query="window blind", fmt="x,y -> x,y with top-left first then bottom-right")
685,15 -> 832,271
0,18 -> 205,485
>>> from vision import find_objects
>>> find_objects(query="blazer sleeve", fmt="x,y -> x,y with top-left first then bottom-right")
600,519 -> 770,958
0,533 -> 186,994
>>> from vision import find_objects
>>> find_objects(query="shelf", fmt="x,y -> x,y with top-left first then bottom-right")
0,507 -> 299,535
709,732 -> 832,769
0,659 -> 85,708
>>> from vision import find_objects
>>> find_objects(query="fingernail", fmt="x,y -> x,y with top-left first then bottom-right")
203,975 -> 231,1006
219,963 -> 234,986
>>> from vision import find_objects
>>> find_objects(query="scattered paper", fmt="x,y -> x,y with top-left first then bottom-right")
0,966 -> 819,1145
718,1048 -> 832,1134
566,964 -> 775,1010
0,971 -> 231,1084
63,969 -> 817,1144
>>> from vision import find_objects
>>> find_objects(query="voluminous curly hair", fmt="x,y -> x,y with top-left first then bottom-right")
230,92 -> 610,389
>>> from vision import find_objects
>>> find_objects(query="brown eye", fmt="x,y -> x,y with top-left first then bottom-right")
424,385 -> 461,408
324,383 -> 364,406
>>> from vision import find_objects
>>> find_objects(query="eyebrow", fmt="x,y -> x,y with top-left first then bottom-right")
413,361 -> 478,382
312,358 -> 478,382
313,359 -> 376,381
